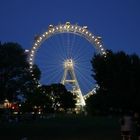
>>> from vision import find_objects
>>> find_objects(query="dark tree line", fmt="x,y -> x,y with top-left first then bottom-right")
86,50 -> 140,115
2,42 -> 140,116
0,42 -> 37,102
0,42 -> 76,113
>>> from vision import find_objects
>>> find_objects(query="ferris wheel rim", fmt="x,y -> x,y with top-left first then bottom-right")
28,22 -> 107,96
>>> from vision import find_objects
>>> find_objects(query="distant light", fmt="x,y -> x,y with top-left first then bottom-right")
52,28 -> 55,32
83,26 -> 88,29
89,33 -> 92,36
95,38 -> 98,41
13,112 -> 18,114
49,24 -> 54,28
25,49 -> 29,53
97,36 -> 102,40
82,29 -> 85,32
66,22 -> 70,26
99,45 -> 102,48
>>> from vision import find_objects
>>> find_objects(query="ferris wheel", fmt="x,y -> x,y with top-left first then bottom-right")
28,22 -> 106,107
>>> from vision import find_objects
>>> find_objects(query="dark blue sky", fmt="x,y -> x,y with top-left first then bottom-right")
1,0 -> 140,94
0,0 -> 140,55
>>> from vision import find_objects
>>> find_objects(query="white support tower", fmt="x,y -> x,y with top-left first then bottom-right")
61,59 -> 86,107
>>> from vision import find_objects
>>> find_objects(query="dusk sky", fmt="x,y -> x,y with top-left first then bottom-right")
0,0 -> 140,94
0,0 -> 140,55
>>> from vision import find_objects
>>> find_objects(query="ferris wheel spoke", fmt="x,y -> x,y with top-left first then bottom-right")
59,33 -> 69,59
54,34 -> 67,59
42,69 -> 63,84
69,33 -> 79,58
47,36 -> 66,60
29,22 -> 106,97
41,67 -> 62,80
75,69 -> 94,93
72,40 -> 94,63
75,67 -> 94,87
75,65 -> 92,73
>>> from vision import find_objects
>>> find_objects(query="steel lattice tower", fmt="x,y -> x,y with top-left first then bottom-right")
61,59 -> 86,107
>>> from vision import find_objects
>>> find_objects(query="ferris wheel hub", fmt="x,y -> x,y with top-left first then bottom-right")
64,59 -> 74,69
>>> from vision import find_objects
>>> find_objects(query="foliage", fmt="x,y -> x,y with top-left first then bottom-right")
86,50 -> 140,115
41,84 -> 76,112
0,42 -> 40,102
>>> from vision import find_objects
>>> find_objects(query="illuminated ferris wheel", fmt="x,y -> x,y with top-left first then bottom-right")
28,22 -> 106,107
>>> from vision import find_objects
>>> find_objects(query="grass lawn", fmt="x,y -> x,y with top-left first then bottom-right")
0,115 -> 121,140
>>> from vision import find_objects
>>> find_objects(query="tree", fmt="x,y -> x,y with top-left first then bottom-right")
42,84 -> 76,112
0,42 -> 40,102
21,87 -> 53,113
86,50 -> 140,115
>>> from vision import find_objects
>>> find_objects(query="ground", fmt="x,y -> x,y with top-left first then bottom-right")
0,115 -> 121,140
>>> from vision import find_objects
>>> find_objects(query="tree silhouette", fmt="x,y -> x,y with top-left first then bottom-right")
0,42 -> 40,102
86,50 -> 140,115
42,84 -> 76,112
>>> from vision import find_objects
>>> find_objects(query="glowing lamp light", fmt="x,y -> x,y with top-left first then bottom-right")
99,45 -> 102,48
25,49 -> 29,53
29,62 -> 33,65
95,38 -> 98,41
89,33 -> 92,36
66,22 -> 70,26
83,26 -> 88,29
